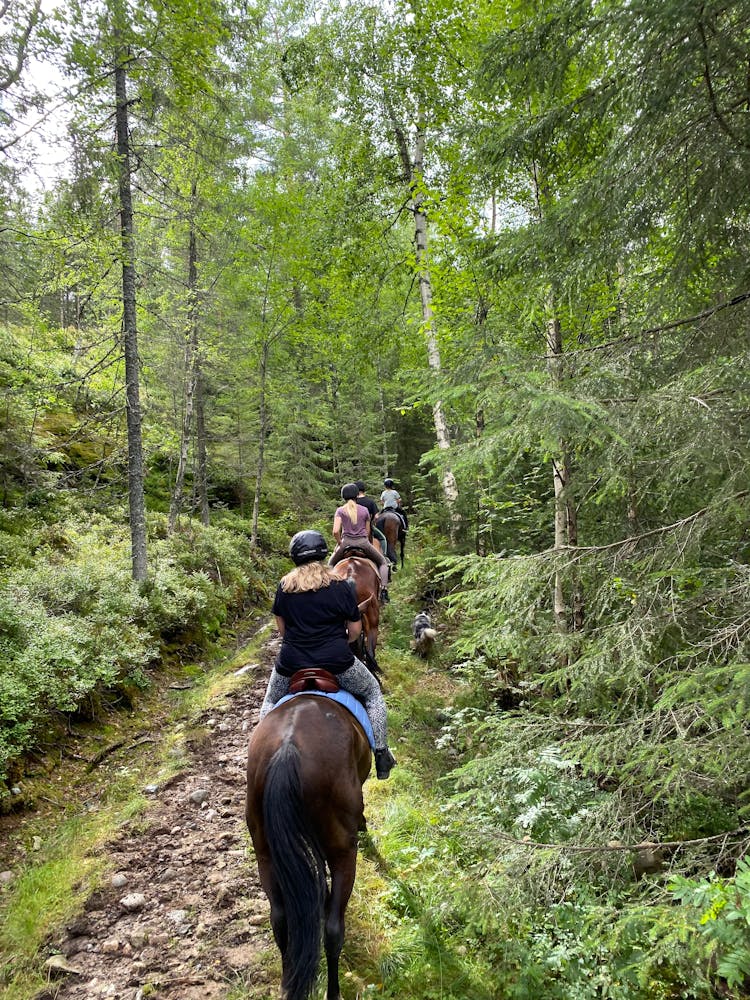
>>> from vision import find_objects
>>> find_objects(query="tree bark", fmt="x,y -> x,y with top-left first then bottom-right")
168,185 -> 200,533
115,41 -> 147,582
547,315 -> 568,631
377,357 -> 389,476
195,366 -> 209,526
250,337 -> 268,547
387,103 -> 459,531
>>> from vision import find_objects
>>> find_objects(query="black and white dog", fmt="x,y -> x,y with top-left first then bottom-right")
412,611 -> 437,657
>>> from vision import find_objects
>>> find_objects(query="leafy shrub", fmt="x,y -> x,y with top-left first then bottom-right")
671,859 -> 750,992
0,508 -> 268,782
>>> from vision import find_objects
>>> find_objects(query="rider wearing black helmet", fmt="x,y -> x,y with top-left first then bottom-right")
380,477 -> 408,532
329,483 -> 391,603
289,528 -> 329,564
259,529 -> 396,779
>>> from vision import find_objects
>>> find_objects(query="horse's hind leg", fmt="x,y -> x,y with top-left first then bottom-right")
368,624 -> 379,668
324,850 -> 357,1000
256,852 -> 288,956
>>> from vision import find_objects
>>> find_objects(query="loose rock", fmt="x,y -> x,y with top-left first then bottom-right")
44,954 -> 83,977
120,892 -> 147,912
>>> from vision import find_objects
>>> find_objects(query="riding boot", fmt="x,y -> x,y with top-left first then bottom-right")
380,587 -> 390,604
374,747 -> 396,780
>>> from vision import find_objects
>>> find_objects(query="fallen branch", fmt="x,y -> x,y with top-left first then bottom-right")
84,734 -> 155,772
85,741 -> 126,771
494,825 -> 750,854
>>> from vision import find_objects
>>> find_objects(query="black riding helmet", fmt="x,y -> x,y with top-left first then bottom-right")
383,478 -> 395,488
341,483 -> 359,501
289,529 -> 328,565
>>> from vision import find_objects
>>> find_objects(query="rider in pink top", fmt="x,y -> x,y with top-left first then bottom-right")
329,483 -> 391,602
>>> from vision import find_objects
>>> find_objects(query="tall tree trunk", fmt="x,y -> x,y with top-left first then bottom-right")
475,406 -> 486,556
534,143 -> 582,634
376,357 -> 389,476
195,367 -> 209,526
168,186 -> 200,533
115,39 -> 147,582
546,314 -> 569,632
250,338 -> 269,547
387,104 -> 459,531
546,312 -> 584,633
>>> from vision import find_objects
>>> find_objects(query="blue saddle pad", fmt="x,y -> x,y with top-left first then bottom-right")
273,689 -> 375,749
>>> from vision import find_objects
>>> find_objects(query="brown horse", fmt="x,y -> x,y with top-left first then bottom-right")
246,696 -> 371,1000
330,555 -> 381,673
374,510 -> 405,570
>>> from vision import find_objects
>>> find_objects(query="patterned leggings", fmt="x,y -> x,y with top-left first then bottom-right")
259,657 -> 388,749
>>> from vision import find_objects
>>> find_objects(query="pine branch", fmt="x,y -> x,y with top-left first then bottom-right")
534,491 -> 750,559
542,290 -> 750,360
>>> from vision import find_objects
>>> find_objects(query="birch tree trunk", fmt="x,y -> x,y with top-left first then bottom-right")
114,35 -> 147,582
387,105 -> 459,531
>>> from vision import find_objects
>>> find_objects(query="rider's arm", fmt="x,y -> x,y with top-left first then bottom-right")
333,513 -> 343,542
275,615 -> 286,637
347,619 -> 362,642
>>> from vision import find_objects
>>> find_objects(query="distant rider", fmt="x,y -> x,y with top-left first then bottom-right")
329,483 -> 391,603
380,477 -> 409,533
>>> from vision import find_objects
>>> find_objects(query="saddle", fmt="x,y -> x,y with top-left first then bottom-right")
341,544 -> 377,564
289,667 -> 340,694
275,676 -> 375,749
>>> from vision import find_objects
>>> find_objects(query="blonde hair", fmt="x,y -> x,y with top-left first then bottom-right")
343,498 -> 360,528
281,560 -> 336,593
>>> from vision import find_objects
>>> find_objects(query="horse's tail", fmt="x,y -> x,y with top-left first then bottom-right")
263,741 -> 326,1000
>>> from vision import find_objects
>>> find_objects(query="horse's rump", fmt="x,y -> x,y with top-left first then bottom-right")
247,697 -> 370,831
374,510 -> 406,568
246,696 -> 371,1000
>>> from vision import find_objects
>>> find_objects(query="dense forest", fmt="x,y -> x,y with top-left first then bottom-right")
1,0 -> 750,996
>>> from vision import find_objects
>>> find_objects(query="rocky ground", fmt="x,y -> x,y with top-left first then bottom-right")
7,629 -> 283,1000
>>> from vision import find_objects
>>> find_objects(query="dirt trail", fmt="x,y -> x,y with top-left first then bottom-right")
35,642 -> 279,1000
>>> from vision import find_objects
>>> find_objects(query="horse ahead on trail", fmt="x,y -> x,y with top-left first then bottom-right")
330,555 -> 381,674
246,694 -> 371,1000
374,509 -> 405,570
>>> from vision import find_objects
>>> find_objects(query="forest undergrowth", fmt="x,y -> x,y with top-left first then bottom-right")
1,525 -> 748,1000
362,541 -> 750,1000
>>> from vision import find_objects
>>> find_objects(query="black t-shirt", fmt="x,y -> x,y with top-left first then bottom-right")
356,496 -> 378,519
272,579 -> 360,676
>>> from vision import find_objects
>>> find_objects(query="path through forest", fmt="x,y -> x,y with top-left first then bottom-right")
34,632 -> 280,1000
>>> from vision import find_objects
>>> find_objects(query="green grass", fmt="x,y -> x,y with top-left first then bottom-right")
1,808 -> 123,997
